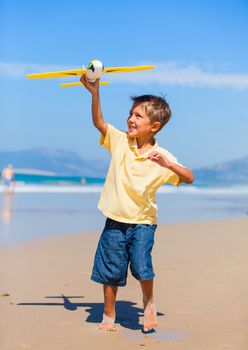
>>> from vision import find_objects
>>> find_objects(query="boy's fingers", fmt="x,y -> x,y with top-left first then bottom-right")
149,156 -> 159,161
80,74 -> 89,83
148,152 -> 159,159
80,75 -> 86,85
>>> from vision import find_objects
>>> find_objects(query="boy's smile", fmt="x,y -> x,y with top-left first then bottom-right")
127,104 -> 156,138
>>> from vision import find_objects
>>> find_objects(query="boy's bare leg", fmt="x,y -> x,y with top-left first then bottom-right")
99,284 -> 118,331
140,279 -> 158,331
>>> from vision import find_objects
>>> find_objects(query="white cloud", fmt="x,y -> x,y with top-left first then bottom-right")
109,62 -> 248,89
0,62 -> 73,79
1,61 -> 248,89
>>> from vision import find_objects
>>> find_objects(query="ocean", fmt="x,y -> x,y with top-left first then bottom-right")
0,174 -> 248,246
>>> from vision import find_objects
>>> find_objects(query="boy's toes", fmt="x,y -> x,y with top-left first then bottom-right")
143,302 -> 158,332
99,313 -> 117,332
99,323 -> 117,332
143,320 -> 158,332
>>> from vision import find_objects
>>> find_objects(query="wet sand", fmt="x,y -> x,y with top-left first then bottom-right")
0,218 -> 248,349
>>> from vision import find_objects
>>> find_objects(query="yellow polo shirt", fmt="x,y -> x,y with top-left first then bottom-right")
98,124 -> 183,224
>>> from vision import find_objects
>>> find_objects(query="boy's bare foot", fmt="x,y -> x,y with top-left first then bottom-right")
99,313 -> 117,332
143,301 -> 158,332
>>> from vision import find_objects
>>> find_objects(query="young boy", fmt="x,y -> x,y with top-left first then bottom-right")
80,75 -> 194,332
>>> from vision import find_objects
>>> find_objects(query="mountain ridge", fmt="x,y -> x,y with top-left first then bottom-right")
1,149 -> 248,185
0,148 -> 109,177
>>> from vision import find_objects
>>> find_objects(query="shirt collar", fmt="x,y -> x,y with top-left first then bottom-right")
128,136 -> 158,158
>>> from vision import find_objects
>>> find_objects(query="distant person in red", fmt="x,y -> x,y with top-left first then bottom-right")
1,164 -> 16,194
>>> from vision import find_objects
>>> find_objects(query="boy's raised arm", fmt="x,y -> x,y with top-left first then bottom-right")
80,75 -> 108,136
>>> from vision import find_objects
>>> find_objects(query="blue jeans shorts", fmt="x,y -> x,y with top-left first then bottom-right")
91,218 -> 157,286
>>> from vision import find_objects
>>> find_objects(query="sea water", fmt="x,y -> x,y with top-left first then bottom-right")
0,183 -> 248,246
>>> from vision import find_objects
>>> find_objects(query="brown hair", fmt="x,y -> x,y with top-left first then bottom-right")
130,94 -> 172,132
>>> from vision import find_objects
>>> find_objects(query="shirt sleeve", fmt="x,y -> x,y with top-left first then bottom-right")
100,124 -> 127,154
164,169 -> 181,186
161,151 -> 184,186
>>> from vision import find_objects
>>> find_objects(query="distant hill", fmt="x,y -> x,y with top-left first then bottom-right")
1,149 -> 248,186
193,156 -> 248,186
0,148 -> 109,177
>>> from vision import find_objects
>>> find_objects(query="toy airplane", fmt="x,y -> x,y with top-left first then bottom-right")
26,59 -> 155,88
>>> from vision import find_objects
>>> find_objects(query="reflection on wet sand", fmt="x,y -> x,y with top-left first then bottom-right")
1,192 -> 15,226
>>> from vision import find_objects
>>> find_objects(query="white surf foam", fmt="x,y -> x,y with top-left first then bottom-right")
0,184 -> 102,193
1,184 -> 248,195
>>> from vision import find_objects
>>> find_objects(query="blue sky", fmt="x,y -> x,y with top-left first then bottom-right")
1,0 -> 248,168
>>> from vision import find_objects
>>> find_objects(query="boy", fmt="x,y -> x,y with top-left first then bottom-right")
80,75 -> 194,332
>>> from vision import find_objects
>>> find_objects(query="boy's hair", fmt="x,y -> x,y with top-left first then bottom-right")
130,94 -> 172,132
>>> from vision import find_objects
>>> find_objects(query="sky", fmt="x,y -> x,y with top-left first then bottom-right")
1,0 -> 248,168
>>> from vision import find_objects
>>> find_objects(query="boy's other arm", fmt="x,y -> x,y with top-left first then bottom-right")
80,75 -> 108,136
148,152 -> 194,184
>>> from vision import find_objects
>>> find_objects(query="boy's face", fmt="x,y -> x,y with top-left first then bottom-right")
127,103 -> 160,138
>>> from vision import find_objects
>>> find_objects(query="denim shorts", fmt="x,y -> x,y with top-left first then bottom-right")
91,218 -> 157,286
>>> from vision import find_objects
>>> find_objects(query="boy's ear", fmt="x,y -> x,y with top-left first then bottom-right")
151,121 -> 161,133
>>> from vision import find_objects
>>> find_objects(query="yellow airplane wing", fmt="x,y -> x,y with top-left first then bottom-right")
26,64 -> 155,80
104,65 -> 155,74
60,81 -> 110,88
26,68 -> 87,79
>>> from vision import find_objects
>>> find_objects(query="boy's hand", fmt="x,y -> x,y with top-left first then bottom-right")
80,75 -> 100,95
148,151 -> 194,184
148,152 -> 172,168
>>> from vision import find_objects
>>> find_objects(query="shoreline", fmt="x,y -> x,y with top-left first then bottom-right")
1,215 -> 247,249
1,218 -> 248,349
1,191 -> 248,247
2,183 -> 248,194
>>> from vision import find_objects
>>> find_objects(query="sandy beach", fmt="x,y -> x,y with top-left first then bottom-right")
1,218 -> 248,350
